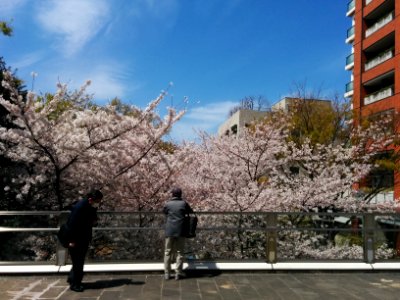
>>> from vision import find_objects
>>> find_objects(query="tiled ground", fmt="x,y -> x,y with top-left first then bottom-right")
1,271 -> 400,299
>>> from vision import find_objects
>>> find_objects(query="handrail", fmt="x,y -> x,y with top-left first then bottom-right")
347,0 -> 355,12
365,47 -> 394,71
1,211 -> 399,265
365,11 -> 394,37
364,85 -> 394,105
2,210 -> 398,216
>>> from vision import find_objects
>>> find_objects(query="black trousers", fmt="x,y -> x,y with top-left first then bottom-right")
68,242 -> 89,285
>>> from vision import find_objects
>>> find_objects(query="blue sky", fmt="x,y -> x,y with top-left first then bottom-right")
0,0 -> 351,142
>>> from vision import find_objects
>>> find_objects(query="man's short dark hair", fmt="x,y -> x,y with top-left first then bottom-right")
87,189 -> 103,201
171,187 -> 182,198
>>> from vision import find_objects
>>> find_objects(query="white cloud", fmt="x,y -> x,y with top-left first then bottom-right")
71,66 -> 131,102
0,0 -> 28,16
143,0 -> 179,18
11,52 -> 44,69
33,61 -> 133,104
185,101 -> 237,123
129,0 -> 178,18
125,0 -> 179,31
35,0 -> 109,56
86,69 -> 132,103
168,100 -> 237,142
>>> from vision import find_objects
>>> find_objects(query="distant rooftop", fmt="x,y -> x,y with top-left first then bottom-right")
218,97 -> 332,137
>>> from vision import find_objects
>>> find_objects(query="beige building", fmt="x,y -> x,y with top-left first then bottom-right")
219,97 -> 331,137
271,97 -> 331,112
217,109 -> 269,136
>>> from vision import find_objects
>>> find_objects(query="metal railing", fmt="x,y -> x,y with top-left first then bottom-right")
346,26 -> 355,44
365,47 -> 394,71
365,11 -> 394,37
345,81 -> 354,93
347,0 -> 355,14
347,26 -> 355,38
364,85 -> 394,105
1,211 -> 399,265
346,53 -> 354,68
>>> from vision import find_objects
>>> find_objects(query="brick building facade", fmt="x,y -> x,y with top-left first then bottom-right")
345,0 -> 400,200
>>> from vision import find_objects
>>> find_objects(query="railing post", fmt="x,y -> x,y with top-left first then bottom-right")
265,213 -> 277,263
363,213 -> 375,263
56,212 -> 69,266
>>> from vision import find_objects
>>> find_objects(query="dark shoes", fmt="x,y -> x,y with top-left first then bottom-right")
70,284 -> 84,292
165,272 -> 185,280
68,276 -> 84,292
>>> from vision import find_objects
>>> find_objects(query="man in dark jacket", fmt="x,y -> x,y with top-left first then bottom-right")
66,189 -> 103,292
163,187 -> 193,280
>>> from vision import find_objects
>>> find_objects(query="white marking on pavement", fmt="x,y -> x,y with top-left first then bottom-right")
8,279 -> 61,300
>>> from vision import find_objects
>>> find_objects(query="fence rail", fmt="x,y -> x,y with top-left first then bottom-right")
1,211 -> 399,265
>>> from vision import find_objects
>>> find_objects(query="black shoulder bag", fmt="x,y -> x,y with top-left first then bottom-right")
57,223 -> 71,248
183,213 -> 198,238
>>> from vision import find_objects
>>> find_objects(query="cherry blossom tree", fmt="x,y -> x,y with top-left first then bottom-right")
177,113 -> 289,212
179,111 -> 394,213
0,71 -> 184,210
98,143 -> 192,212
173,112 -> 395,258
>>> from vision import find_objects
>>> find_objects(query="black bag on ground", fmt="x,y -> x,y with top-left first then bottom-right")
183,214 -> 198,238
57,223 -> 71,248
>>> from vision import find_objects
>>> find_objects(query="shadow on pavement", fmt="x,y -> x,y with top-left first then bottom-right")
184,261 -> 222,279
84,278 -> 145,289
184,269 -> 222,279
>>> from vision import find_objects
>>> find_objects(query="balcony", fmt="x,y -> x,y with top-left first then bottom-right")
347,0 -> 355,16
365,11 -> 394,37
364,85 -> 393,105
365,48 -> 394,71
345,53 -> 354,70
346,26 -> 355,44
344,81 -> 354,98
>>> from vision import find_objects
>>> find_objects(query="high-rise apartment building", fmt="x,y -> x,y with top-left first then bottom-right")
345,0 -> 399,200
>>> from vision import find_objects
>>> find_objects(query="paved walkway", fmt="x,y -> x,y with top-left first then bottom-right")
1,271 -> 400,300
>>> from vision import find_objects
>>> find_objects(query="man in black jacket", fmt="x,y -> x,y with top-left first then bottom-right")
163,187 -> 193,280
66,189 -> 103,292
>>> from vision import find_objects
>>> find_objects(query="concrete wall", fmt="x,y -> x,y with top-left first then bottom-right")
217,109 -> 269,136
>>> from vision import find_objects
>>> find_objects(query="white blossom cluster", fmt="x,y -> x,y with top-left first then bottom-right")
1,70 -> 399,261
0,71 -> 185,210
0,71 -> 396,213
176,113 -> 395,213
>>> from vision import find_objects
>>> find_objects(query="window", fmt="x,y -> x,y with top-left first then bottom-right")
231,124 -> 238,135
